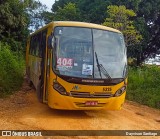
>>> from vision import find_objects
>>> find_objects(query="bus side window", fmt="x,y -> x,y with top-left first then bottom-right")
39,32 -> 42,57
35,32 -> 42,57
35,34 -> 40,57
29,30 -> 47,57
29,37 -> 32,54
32,36 -> 37,56
30,36 -> 34,55
35,36 -> 38,56
39,30 -> 47,77
41,30 -> 47,55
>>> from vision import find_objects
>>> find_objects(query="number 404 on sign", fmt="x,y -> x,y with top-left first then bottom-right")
57,58 -> 73,68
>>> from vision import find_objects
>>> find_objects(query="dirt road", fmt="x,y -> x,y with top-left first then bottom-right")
0,78 -> 160,139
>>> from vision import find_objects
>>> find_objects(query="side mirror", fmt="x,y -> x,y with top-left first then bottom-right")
48,35 -> 55,49
51,36 -> 55,49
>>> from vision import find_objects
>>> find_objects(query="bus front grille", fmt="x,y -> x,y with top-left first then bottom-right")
70,92 -> 113,98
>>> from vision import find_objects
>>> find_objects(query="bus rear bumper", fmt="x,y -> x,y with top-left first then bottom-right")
48,90 -> 126,110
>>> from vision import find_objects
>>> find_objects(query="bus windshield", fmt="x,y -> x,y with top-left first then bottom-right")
53,27 -> 127,79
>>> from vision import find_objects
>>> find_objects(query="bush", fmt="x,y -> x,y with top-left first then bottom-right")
0,42 -> 25,97
127,66 -> 160,109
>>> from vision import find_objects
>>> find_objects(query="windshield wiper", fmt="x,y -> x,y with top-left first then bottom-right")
95,52 -> 112,80
95,52 -> 102,78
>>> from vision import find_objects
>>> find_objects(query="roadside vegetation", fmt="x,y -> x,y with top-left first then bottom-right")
127,66 -> 160,109
0,42 -> 25,97
0,0 -> 45,97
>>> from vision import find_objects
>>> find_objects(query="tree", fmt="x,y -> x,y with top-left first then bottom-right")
43,2 -> 81,23
27,0 -> 47,31
41,11 -> 54,24
103,5 -> 143,65
136,0 -> 160,60
103,5 -> 142,47
142,14 -> 160,59
0,0 -> 29,51
112,0 -> 160,64
51,0 -> 112,23
54,2 -> 81,21
0,0 -> 46,51
111,0 -> 141,12
77,0 -> 111,23
52,0 -> 77,12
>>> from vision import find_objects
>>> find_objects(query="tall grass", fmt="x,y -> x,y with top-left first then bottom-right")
0,42 -> 25,97
127,66 -> 160,109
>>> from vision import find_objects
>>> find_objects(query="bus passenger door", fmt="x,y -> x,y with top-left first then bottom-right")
37,30 -> 47,103
44,32 -> 53,103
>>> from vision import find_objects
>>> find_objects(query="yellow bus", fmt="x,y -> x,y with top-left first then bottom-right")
26,21 -> 127,110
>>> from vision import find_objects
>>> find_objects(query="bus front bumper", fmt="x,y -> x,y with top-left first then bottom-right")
48,89 -> 126,110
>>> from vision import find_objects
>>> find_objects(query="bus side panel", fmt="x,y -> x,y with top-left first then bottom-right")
28,55 -> 41,89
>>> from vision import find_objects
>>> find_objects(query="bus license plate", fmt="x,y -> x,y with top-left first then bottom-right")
85,101 -> 98,106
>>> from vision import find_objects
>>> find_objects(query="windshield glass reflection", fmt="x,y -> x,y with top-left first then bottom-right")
53,27 -> 127,79
54,27 -> 93,78
93,29 -> 127,78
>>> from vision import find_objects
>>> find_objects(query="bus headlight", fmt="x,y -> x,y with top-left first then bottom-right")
114,86 -> 126,97
53,82 -> 68,96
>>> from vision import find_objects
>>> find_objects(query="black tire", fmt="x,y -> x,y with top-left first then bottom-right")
27,66 -> 33,88
37,80 -> 43,103
29,80 -> 33,87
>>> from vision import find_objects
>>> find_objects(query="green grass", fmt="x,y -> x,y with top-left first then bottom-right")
127,66 -> 160,109
0,43 -> 25,97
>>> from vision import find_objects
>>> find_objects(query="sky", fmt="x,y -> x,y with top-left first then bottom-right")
38,0 -> 55,11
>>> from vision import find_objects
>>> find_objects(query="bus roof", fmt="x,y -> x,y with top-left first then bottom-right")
53,21 -> 121,33
30,21 -> 121,36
